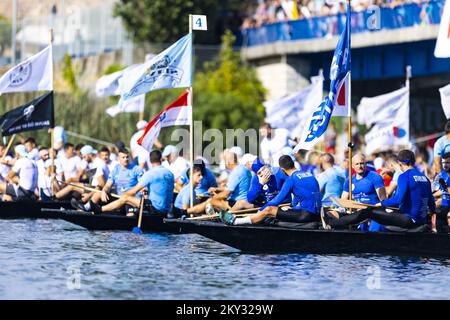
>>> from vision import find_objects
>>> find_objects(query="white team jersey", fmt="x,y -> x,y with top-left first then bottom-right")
260,128 -> 290,166
59,155 -> 81,180
12,157 -> 38,191
162,157 -> 190,180
0,155 -> 12,183
36,159 -> 46,189
92,159 -> 112,187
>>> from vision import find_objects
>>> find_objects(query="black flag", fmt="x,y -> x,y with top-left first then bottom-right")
0,91 -> 54,136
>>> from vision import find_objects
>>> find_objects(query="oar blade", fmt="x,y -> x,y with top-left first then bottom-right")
132,227 -> 142,234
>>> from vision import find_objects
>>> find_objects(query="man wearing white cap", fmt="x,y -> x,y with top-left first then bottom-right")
162,145 -> 190,182
130,120 -> 163,170
0,145 -> 38,201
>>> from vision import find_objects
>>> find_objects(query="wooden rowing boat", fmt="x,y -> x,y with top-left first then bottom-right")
0,200 -> 71,219
164,219 -> 450,257
43,208 -> 185,233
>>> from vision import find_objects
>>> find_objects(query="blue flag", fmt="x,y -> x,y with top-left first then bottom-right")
295,4 -> 351,151
118,34 -> 192,101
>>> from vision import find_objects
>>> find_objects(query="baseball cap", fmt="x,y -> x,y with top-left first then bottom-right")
162,145 -> 177,157
136,120 -> 148,130
241,153 -> 257,166
15,145 -> 28,157
80,145 -> 96,157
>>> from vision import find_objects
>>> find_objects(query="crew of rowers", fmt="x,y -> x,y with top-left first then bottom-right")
1,120 -> 449,233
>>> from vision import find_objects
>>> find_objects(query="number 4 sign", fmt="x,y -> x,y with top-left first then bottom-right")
192,15 -> 208,31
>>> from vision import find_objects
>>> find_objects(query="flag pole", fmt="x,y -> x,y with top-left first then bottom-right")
347,0 -> 353,212
49,29 -> 55,196
188,15 -> 194,211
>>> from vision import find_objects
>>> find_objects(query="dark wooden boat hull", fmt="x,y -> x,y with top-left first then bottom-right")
165,219 -> 450,257
0,201 -> 71,219
44,209 -> 185,233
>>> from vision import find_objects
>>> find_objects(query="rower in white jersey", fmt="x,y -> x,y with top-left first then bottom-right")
0,145 -> 38,201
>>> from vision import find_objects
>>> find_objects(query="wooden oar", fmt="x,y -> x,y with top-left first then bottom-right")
1,134 -> 16,161
66,182 -> 121,199
188,202 -> 291,221
132,196 -> 145,234
331,197 -> 397,210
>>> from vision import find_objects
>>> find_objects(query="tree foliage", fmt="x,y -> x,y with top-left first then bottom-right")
194,30 -> 265,133
113,0 -> 251,44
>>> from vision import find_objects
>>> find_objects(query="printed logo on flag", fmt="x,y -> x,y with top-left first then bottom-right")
23,104 -> 35,121
125,55 -> 183,99
9,61 -> 32,87
393,127 -> 407,138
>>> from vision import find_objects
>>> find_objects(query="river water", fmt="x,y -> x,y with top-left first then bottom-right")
0,219 -> 449,300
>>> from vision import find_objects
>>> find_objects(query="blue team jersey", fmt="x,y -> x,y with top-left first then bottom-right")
317,166 -> 346,206
174,183 -> 196,210
434,135 -> 450,158
226,165 -> 252,202
107,163 -> 143,195
261,170 -> 321,214
180,167 -> 217,195
433,171 -> 450,207
382,168 -> 436,224
138,166 -> 174,213
247,167 -> 290,205
343,171 -> 384,205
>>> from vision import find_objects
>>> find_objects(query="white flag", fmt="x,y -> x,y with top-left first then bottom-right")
119,34 -> 192,102
0,45 -> 53,93
440,83 -> 450,119
360,86 -> 410,155
106,94 -> 145,117
434,0 -> 450,58
192,15 -> 208,31
357,86 -> 409,127
138,90 -> 191,151
95,70 -> 124,97
264,74 -> 323,138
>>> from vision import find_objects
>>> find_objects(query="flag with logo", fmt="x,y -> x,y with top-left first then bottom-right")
0,91 -> 54,136
264,73 -> 323,138
119,34 -> 192,102
138,90 -> 191,151
358,86 -> 410,155
294,3 -> 351,152
439,83 -> 450,119
434,0 -> 450,58
106,94 -> 145,117
0,45 -> 53,93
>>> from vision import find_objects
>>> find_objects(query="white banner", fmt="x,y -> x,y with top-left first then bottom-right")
106,94 -> 145,117
362,86 -> 410,155
264,74 -> 323,138
434,0 -> 450,58
440,83 -> 450,119
0,45 -> 53,93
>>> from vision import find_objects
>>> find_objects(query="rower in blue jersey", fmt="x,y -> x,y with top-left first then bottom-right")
73,148 -> 143,212
432,152 -> 450,230
326,153 -> 386,231
220,155 -> 321,225
179,160 -> 217,196
317,153 -> 345,207
322,150 -> 436,231
246,159 -> 290,207
89,150 -> 175,216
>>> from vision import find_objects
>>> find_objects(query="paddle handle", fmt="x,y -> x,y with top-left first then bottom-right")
137,196 -> 144,229
1,134 -> 16,161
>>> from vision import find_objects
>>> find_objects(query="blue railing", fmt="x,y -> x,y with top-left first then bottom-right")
243,0 -> 444,47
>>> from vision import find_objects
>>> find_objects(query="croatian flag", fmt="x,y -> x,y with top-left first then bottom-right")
138,90 -> 191,151
294,3 -> 351,151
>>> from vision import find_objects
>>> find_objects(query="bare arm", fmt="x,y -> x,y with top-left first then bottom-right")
376,186 -> 387,201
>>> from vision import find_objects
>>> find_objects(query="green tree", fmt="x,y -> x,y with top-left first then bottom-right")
194,30 -> 265,133
0,15 -> 11,56
62,54 -> 80,96
113,0 -> 253,44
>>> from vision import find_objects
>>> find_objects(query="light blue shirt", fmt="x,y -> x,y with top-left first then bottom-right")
180,167 -> 217,195
107,163 -> 143,195
317,166 -> 346,206
434,135 -> 450,158
138,165 -> 174,213
174,183 -> 196,210
226,165 -> 252,202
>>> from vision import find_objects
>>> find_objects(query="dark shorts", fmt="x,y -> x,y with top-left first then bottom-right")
6,184 -> 35,200
276,207 -> 320,223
